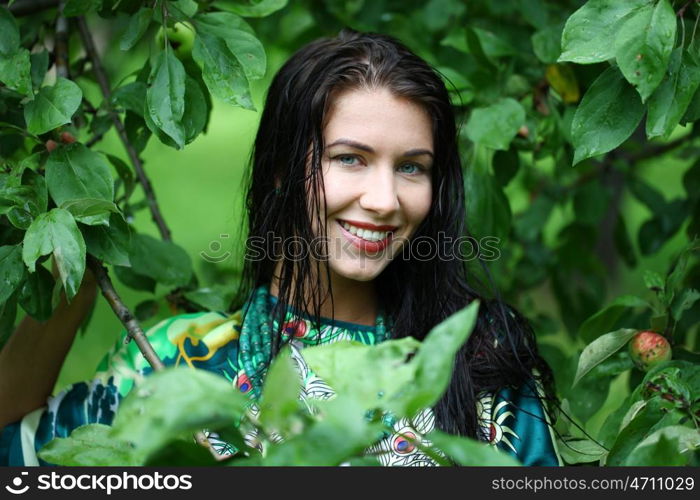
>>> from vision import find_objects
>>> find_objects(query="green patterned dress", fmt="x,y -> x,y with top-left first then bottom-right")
0,285 -> 562,466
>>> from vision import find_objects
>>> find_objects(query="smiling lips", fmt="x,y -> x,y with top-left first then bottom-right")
337,219 -> 398,253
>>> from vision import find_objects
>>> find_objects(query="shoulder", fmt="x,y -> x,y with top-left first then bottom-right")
97,309 -> 245,381
478,381 -> 563,466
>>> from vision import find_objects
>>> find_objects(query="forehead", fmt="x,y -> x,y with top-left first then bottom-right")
323,87 -> 433,151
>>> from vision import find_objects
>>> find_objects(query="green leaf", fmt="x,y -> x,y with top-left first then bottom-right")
193,11 -> 255,36
129,233 -> 193,287
428,430 -> 522,466
531,24 -> 563,64
557,437 -> 607,464
124,111 -> 151,153
169,0 -> 198,19
258,348 -> 303,435
184,285 -> 236,312
614,0 -> 676,102
0,245 -> 25,303
624,431 -> 692,466
492,147 -> 520,187
398,301 -> 480,416
465,98 -> 525,150
112,367 -> 249,458
472,27 -> 516,59
559,0 -> 652,64
82,213 -> 132,267
305,293 -> 477,418
60,198 -> 119,219
63,0 -> 101,17
18,264 -> 54,321
181,77 -> 207,143
671,288 -> 700,322
192,32 -> 254,110
106,154 -> 136,201
221,28 -> 265,81
302,337 -> 421,413
213,0 -> 288,18
684,161 -> 700,201
0,292 -> 17,349
578,295 -> 649,343
29,49 -> 49,91
0,7 -> 20,56
681,85 -> 700,124
146,51 -> 186,148
623,425 -> 700,467
261,396 -> 382,466
630,177 -> 667,214
111,81 -> 146,116
646,49 -> 700,139
573,328 -> 638,385
643,269 -> 664,291
606,398 -> 682,465
134,299 -> 160,321
39,423 -> 140,466
24,78 -> 83,135
45,144 -> 114,226
120,7 -> 152,51
0,168 -> 48,227
570,66 -> 644,165
513,196 -> 555,242
464,149 -> 512,241
0,47 -> 32,96
113,265 -> 155,293
22,208 -> 86,301
465,27 -> 497,70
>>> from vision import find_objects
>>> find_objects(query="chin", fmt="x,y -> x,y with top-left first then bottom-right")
332,261 -> 386,282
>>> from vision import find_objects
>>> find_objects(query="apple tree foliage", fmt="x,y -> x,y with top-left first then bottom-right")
0,0 -> 699,465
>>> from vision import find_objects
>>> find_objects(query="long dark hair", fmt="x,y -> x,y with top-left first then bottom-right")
233,29 -> 557,438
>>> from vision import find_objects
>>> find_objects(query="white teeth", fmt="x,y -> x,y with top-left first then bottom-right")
339,221 -> 390,242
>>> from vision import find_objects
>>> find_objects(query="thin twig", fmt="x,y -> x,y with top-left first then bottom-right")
87,256 -> 225,462
85,131 -> 105,147
7,0 -> 60,16
87,256 -> 165,370
76,16 -> 173,241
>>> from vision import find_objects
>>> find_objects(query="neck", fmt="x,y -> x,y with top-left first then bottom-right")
268,262 -> 378,326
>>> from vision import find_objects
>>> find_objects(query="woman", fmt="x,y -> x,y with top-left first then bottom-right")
0,30 -> 562,466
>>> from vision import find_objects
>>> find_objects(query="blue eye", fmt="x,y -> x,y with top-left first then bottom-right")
337,155 -> 358,166
398,163 -> 423,174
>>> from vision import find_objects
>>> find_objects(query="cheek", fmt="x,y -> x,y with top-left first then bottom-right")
405,184 -> 432,227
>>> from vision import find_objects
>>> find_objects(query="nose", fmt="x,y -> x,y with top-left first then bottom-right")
358,166 -> 400,216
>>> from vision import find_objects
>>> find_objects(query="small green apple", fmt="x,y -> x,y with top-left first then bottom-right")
155,21 -> 195,60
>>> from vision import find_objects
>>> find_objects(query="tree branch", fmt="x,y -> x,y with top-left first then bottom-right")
87,256 -> 165,370
87,256 -> 224,461
7,0 -> 59,17
76,16 -> 173,241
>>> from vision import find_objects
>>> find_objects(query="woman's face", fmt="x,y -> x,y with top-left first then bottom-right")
311,87 -> 434,284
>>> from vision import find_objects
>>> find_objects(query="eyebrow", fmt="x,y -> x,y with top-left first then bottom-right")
326,139 -> 434,158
